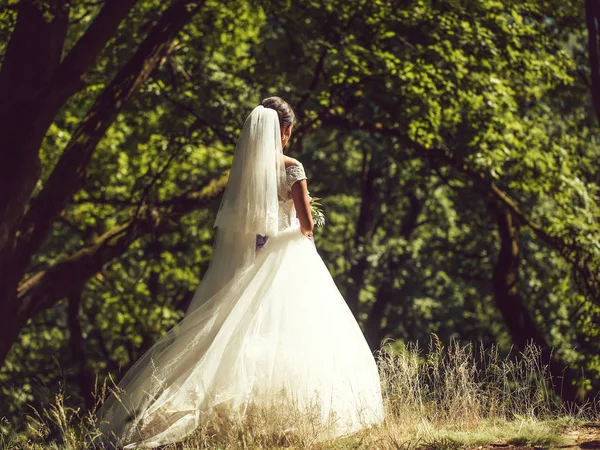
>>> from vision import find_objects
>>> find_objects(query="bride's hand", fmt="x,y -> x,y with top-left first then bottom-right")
301,228 -> 313,240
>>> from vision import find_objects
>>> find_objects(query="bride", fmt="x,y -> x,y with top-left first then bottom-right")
98,97 -> 384,448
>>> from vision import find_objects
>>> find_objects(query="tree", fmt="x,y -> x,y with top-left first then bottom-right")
2,0 -> 600,422
0,0 -> 206,364
261,0 -> 600,399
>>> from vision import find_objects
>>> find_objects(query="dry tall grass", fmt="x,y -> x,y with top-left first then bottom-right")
2,338 -> 598,450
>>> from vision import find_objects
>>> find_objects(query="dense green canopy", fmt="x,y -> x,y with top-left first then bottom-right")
1,0 -> 599,429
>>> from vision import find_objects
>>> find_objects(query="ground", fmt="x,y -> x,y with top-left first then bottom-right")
470,424 -> 600,450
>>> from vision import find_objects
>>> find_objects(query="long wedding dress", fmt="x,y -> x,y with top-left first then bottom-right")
98,106 -> 384,448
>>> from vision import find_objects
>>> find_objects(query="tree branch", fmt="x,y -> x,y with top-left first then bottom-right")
295,47 -> 328,113
322,114 -> 600,305
16,171 -> 228,321
13,0 -> 206,296
163,93 -> 236,146
41,0 -> 138,106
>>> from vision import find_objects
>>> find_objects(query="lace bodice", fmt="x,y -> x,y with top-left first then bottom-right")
256,164 -> 308,248
278,163 -> 307,231
279,164 -> 307,200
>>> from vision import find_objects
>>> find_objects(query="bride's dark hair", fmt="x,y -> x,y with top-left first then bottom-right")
261,96 -> 295,131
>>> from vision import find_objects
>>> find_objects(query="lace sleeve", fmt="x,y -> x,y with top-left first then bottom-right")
286,164 -> 307,189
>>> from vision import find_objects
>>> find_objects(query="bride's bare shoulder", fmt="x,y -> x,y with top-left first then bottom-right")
283,155 -> 302,168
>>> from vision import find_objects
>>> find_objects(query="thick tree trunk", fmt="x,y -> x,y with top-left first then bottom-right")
0,0 -> 139,351
0,0 -> 68,109
491,206 -> 583,402
0,0 -> 137,261
0,0 -> 69,289
0,1 -> 205,366
15,0 -> 204,277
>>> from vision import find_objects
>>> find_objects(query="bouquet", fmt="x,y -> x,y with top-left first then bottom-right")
310,196 -> 326,227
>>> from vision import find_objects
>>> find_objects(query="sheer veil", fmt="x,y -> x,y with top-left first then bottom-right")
186,105 -> 285,314
98,105 -> 286,447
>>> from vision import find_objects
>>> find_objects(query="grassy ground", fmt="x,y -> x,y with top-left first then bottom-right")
2,339 -> 598,449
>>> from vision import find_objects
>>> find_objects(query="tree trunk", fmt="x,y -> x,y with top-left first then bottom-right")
365,283 -> 392,349
365,191 -> 423,349
0,1 -> 205,366
491,206 -> 583,402
0,0 -> 137,261
345,147 -> 380,314
0,0 -> 69,295
15,0 -> 204,280
0,303 -> 26,371
67,291 -> 95,410
0,0 -> 68,106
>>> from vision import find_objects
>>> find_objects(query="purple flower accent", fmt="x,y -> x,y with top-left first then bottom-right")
256,234 -> 268,249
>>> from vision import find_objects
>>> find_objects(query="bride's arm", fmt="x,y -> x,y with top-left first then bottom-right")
291,179 -> 314,237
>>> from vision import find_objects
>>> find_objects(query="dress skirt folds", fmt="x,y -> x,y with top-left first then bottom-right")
98,226 -> 384,448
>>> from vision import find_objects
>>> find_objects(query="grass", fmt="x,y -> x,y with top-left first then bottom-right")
1,338 -> 598,450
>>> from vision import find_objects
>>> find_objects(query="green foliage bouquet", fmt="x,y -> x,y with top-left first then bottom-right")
310,197 -> 326,227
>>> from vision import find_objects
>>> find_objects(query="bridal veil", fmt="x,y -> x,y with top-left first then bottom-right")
97,106 -> 288,447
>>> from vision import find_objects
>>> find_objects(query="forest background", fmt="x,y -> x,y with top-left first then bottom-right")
1,0 -> 600,433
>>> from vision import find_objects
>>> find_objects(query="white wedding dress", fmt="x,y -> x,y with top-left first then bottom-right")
98,107 -> 384,449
